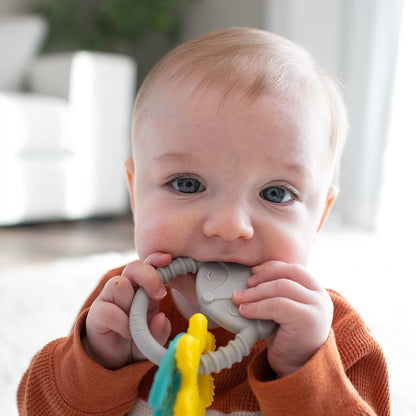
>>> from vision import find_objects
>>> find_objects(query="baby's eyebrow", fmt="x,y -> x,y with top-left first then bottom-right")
154,152 -> 195,164
263,156 -> 311,177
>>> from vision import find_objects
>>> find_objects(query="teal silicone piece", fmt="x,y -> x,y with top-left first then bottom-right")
148,333 -> 185,416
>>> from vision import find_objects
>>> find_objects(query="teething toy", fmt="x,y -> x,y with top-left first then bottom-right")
174,313 -> 215,415
148,314 -> 215,416
130,257 -> 275,374
148,333 -> 184,416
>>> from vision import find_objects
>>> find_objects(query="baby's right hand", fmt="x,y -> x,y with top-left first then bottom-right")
84,253 -> 172,370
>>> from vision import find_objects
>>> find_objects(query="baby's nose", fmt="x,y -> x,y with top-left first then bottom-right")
202,201 -> 254,241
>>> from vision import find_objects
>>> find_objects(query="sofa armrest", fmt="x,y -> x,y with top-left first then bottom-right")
28,51 -> 137,101
28,51 -> 137,216
28,51 -> 137,155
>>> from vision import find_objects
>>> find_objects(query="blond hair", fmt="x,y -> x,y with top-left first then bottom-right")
132,27 -> 348,184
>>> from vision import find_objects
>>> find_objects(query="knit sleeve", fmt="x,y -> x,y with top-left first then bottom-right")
248,290 -> 390,416
17,266 -> 155,416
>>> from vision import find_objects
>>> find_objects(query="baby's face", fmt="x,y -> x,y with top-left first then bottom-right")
127,85 -> 336,304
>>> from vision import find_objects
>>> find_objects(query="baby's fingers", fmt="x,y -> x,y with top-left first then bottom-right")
238,296 -> 301,323
143,252 -> 172,268
122,260 -> 167,300
233,278 -> 315,307
87,299 -> 131,339
100,275 -> 135,315
250,261 -> 322,291
149,312 -> 171,345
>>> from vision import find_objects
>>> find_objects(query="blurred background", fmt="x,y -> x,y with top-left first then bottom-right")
1,0 -> 415,415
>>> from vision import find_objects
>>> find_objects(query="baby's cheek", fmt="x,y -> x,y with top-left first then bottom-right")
134,215 -> 180,258
264,226 -> 312,265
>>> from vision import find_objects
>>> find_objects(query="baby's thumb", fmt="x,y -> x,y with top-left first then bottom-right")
149,312 -> 172,346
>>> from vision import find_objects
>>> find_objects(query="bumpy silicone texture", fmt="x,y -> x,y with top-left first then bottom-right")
129,257 -> 275,374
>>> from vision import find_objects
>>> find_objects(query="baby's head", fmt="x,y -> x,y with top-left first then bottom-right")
131,27 -> 347,184
126,27 -> 348,283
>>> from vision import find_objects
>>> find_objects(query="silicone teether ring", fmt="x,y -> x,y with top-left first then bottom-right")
129,257 -> 275,374
129,258 -> 201,366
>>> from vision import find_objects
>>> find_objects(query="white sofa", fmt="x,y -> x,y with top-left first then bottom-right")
0,15 -> 137,225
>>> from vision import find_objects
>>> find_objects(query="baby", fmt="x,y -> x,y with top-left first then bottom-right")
18,27 -> 389,415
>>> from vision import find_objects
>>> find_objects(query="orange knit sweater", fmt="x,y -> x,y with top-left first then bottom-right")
17,266 -> 390,415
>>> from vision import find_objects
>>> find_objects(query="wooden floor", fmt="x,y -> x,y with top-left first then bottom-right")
0,215 -> 135,266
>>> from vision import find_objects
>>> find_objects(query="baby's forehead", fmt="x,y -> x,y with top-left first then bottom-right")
134,40 -> 329,134
151,53 -> 318,104
134,62 -> 326,141
138,77 -> 328,151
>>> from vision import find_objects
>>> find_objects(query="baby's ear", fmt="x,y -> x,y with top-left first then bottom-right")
316,185 -> 339,233
125,158 -> 135,213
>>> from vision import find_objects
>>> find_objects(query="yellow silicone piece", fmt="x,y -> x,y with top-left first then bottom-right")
174,313 -> 215,416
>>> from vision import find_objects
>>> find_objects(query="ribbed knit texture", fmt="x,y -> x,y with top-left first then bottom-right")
17,266 -> 390,415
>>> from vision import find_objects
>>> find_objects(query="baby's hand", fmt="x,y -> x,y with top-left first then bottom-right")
84,253 -> 172,370
232,261 -> 333,377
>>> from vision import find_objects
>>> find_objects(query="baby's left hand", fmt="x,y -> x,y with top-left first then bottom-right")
232,261 -> 333,377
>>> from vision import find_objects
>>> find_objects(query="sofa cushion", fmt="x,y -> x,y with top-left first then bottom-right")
0,92 -> 68,151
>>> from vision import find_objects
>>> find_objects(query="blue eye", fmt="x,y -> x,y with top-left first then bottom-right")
260,186 -> 293,203
171,177 -> 205,194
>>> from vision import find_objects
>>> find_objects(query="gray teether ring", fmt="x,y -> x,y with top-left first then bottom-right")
129,257 -> 275,374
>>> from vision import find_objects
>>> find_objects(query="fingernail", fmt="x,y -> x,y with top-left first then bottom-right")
247,277 -> 255,287
156,286 -> 167,299
239,304 -> 248,313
